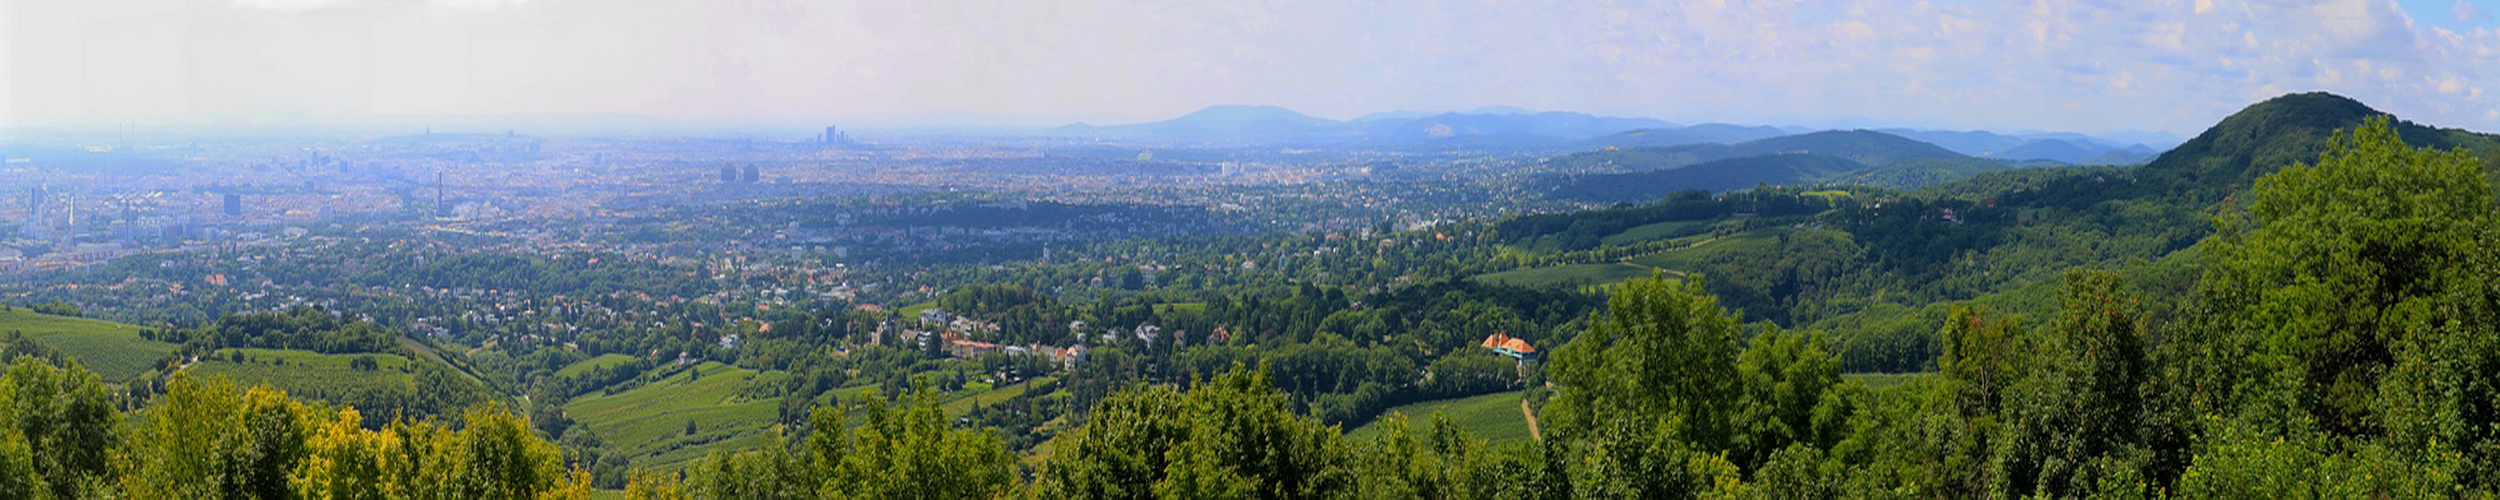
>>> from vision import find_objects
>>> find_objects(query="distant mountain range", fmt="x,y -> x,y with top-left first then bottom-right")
1542,130 -> 1995,201
1546,130 -> 1968,172
1053,105 -> 2180,155
1582,124 -> 1789,149
1055,105 -> 1673,146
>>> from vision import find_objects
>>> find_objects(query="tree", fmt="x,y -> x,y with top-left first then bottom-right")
116,374 -> 309,499
1545,273 -> 1741,453
5,357 -> 120,499
1992,270 -> 2152,497
1034,384 -> 1190,500
1730,327 -> 1842,471
2188,116 -> 2494,435
2172,116 -> 2500,488
1035,363 -> 1352,500
779,388 -> 1019,500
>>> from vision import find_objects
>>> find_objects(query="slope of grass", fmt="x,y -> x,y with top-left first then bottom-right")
937,377 -> 1056,419
563,362 -> 782,471
1598,220 -> 1714,247
1347,391 -> 1532,443
187,349 -> 420,398
0,308 -> 179,381
1471,263 -> 1657,288
1627,227 -> 1794,270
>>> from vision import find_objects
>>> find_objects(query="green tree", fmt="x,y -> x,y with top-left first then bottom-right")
116,375 -> 310,499
1993,270 -> 2153,497
788,389 -> 1017,500
1545,273 -> 1741,452
2188,116 -> 2496,437
1036,364 -> 1352,500
3,357 -> 118,499
1730,328 -> 1842,471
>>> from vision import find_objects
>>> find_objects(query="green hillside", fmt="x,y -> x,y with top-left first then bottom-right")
0,308 -> 177,381
2138,92 -> 2500,198
179,345 -> 495,427
1472,263 -> 1660,288
1551,129 -> 1965,173
563,362 -> 784,471
1347,391 -> 1533,443
1841,157 -> 2041,189
1548,153 -> 1864,202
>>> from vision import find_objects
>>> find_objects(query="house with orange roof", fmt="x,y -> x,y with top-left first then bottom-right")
1480,333 -> 1536,360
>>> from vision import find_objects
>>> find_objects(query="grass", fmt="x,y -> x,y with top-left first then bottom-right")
0,308 -> 180,381
1628,227 -> 1797,270
1472,263 -> 1658,288
186,349 -> 421,400
563,362 -> 783,472
895,301 -> 938,319
937,376 -> 1055,419
1347,391 -> 1532,444
556,354 -> 639,378
1599,220 -> 1714,247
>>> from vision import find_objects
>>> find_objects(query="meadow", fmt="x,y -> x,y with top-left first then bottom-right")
1346,391 -> 1533,443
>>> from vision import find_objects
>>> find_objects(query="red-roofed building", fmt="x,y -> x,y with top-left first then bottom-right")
1480,333 -> 1536,359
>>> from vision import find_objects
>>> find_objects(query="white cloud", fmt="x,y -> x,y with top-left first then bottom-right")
230,0 -> 357,12
10,0 -> 2499,134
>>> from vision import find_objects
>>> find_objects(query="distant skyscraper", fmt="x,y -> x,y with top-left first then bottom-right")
741,165 -> 761,183
222,193 -> 242,217
721,166 -> 739,183
25,187 -> 44,222
822,126 -> 850,145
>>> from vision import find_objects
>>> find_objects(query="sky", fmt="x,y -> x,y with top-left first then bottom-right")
4,0 -> 2498,135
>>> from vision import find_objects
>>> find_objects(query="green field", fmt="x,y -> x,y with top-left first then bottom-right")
563,362 -> 783,471
557,353 -> 639,378
1348,391 -> 1532,443
1598,219 -> 1715,247
938,377 -> 1055,418
0,308 -> 179,381
1472,263 -> 1658,288
187,349 -> 421,400
1628,227 -> 1802,270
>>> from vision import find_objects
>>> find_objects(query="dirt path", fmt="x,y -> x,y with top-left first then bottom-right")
1521,398 -> 1543,442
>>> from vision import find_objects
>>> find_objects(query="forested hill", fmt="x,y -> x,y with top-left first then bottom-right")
1548,129 -> 1966,173
1547,153 -> 1864,202
2136,91 -> 2500,198
1500,92 -> 2500,373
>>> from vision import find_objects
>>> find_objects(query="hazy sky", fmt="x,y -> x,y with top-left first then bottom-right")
5,0 -> 2498,135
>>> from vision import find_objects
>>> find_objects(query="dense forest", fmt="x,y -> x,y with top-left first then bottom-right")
6,111 -> 2500,498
